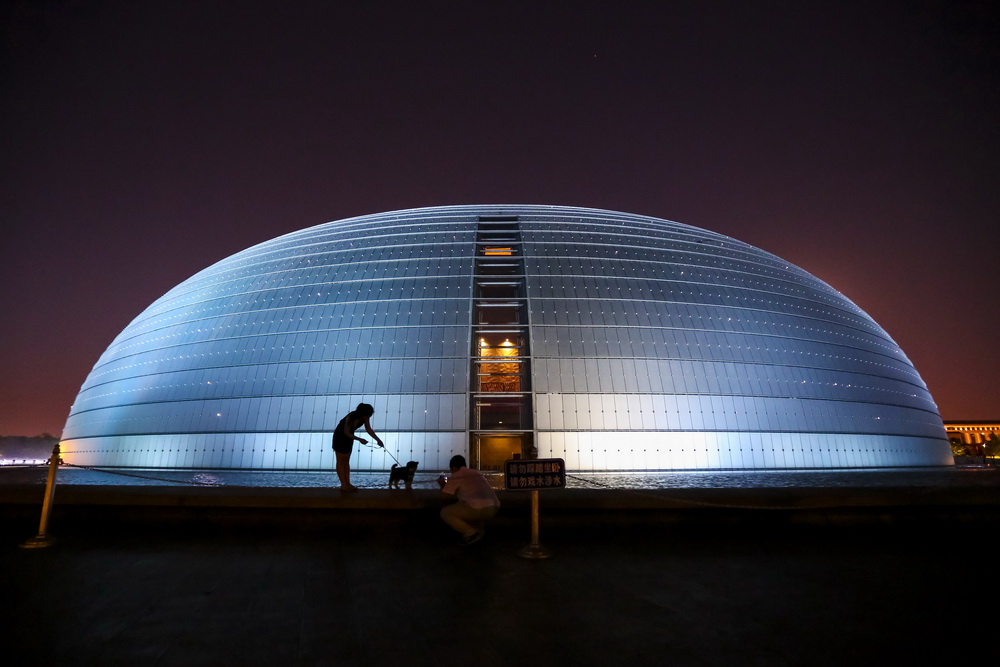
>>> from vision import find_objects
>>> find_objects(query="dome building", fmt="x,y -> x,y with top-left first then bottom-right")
61,205 -> 953,471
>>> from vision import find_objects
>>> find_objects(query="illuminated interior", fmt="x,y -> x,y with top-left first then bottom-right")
476,334 -> 524,392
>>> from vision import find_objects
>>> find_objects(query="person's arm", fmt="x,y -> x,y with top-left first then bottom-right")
341,417 -> 368,445
439,476 -> 458,502
362,419 -> 384,447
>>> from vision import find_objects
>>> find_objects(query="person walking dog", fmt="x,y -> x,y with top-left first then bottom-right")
332,403 -> 383,492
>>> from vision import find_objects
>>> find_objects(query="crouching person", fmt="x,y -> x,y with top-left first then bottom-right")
437,455 -> 500,545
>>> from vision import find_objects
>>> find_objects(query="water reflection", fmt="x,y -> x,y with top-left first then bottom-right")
2,465 -> 997,490
190,472 -> 224,487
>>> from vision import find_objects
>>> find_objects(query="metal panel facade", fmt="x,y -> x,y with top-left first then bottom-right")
61,206 -> 953,470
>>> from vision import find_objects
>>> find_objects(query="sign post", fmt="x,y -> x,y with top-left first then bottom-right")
504,458 -> 566,559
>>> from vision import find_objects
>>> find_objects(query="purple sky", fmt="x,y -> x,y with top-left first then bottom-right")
3,1 -> 998,437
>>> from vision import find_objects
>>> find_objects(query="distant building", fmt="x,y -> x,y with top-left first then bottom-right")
944,421 -> 1000,448
61,205 -> 953,471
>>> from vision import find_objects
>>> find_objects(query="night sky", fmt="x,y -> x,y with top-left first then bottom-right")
3,1 -> 998,437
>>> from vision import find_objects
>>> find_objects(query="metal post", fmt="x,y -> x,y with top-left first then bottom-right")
20,443 -> 62,549
517,489 -> 552,559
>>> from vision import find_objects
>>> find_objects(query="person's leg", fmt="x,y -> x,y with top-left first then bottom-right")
336,451 -> 357,491
440,502 -> 478,537
441,504 -> 497,539
471,505 -> 498,535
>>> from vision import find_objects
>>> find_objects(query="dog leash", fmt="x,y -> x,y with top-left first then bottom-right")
361,440 -> 402,467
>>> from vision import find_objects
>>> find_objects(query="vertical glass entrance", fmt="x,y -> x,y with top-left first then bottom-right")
470,216 -> 534,470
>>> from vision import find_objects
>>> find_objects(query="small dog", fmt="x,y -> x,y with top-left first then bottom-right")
388,461 -> 419,489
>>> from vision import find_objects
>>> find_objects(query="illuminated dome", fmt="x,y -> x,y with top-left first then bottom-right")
61,205 -> 953,471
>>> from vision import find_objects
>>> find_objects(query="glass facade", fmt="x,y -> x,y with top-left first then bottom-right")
61,205 -> 953,471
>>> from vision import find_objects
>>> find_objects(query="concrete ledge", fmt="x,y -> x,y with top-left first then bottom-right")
4,482 -> 1000,509
3,483 -> 1000,530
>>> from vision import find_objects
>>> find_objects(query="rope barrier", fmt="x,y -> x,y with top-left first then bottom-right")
17,457 -> 871,510
61,463 -> 232,487
58,462 -> 441,490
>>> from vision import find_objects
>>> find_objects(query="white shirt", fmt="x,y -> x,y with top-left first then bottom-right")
442,467 -> 500,509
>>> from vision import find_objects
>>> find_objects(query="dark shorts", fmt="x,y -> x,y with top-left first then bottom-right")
332,432 -> 353,455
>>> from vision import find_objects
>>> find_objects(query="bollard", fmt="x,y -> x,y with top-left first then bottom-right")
20,443 -> 63,549
516,490 -> 553,559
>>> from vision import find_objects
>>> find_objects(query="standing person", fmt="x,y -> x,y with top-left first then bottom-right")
332,403 -> 383,492
437,455 -> 500,544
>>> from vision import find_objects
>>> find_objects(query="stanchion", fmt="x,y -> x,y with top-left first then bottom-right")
516,490 -> 553,559
20,443 -> 63,549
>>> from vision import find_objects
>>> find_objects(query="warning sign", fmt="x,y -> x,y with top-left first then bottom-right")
504,458 -> 566,490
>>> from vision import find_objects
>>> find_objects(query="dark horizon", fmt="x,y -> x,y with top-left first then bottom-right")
3,1 -> 998,437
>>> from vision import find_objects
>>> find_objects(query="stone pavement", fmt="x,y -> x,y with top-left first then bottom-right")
2,484 -> 998,666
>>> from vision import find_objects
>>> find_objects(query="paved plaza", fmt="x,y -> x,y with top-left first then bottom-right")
3,482 -> 998,666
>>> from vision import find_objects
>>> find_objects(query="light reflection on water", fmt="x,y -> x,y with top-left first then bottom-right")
1,465 -> 997,490
572,467 -> 999,490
